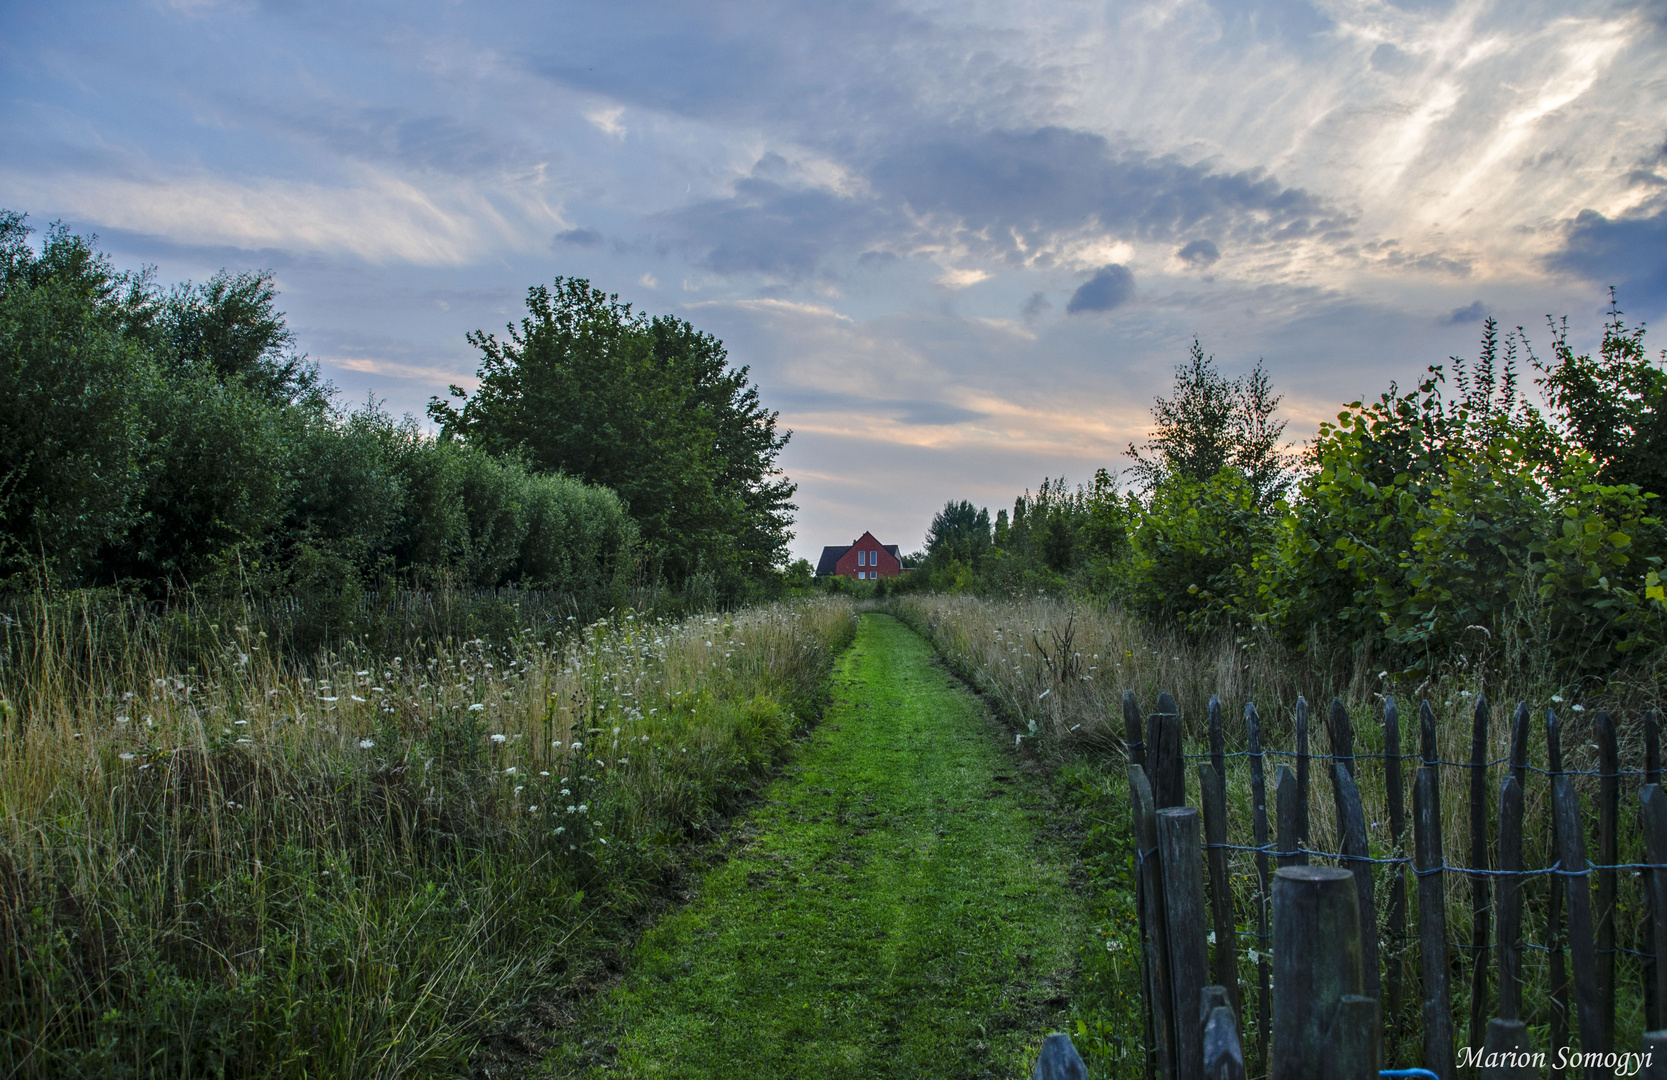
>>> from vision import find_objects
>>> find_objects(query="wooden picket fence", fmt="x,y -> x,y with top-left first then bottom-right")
1122,689 -> 1667,1080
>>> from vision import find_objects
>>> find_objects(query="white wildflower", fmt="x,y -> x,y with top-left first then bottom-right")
469,703 -> 485,712
118,752 -> 135,761
359,738 -> 375,749
491,733 -> 507,744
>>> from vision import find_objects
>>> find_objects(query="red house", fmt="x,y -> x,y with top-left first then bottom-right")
817,531 -> 903,580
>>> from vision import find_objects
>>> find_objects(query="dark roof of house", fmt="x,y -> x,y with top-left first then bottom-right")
816,546 -> 849,576
816,541 -> 903,576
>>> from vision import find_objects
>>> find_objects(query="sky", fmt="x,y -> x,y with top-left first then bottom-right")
4,0 -> 1665,562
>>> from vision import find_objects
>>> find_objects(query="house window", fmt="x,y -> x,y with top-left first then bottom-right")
859,550 -> 867,566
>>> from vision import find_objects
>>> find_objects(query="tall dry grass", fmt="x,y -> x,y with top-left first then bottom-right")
892,592 -> 1664,1066
0,593 -> 855,1078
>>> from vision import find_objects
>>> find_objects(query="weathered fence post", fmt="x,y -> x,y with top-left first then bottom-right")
1648,711 -> 1663,1031
1332,995 -> 1382,1080
1246,703 -> 1272,1075
1328,698 -> 1355,776
1126,691 -> 1158,1080
1384,696 -> 1408,1057
1125,690 -> 1147,769
1295,696 -> 1311,854
1277,765 -> 1306,868
1469,694 -> 1492,1053
1199,762 -> 1239,1016
1159,806 -> 1210,1080
1479,1019 -> 1532,1079
1150,692 -> 1186,810
1552,771 -> 1607,1077
1203,1003 -> 1246,1080
1131,764 -> 1176,1080
1548,708 -> 1570,1078
1031,1032 -> 1089,1080
1332,760 -> 1380,1006
1208,695 -> 1226,786
1644,1030 -> 1667,1080
1414,758 -> 1455,1079
1496,772 -> 1525,1021
1272,865 -> 1366,1080
1597,709 -> 1619,1049
1642,785 -> 1667,1038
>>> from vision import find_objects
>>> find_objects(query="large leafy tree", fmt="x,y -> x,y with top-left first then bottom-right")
925,500 -> 992,565
429,277 -> 794,588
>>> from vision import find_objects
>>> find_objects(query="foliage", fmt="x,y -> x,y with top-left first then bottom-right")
924,499 -> 993,566
1537,290 -> 1667,499
429,278 -> 795,597
0,212 -> 637,620
1127,338 -> 1292,506
1122,467 -> 1270,631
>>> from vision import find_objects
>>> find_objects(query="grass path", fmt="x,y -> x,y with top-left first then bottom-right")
543,613 -> 1087,1079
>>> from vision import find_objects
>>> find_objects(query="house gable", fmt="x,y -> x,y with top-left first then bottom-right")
828,531 -> 902,579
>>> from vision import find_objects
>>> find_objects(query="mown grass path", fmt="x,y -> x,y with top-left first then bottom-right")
544,613 -> 1086,1079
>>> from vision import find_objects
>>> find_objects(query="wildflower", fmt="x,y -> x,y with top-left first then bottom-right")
598,837 -> 607,845
504,766 -> 517,774
237,738 -> 253,744
469,703 -> 486,712
357,670 -> 370,676
1552,695 -> 1565,703
119,752 -> 135,761
571,741 -> 583,750
116,716 -> 130,724
561,788 -> 571,796
1038,689 -> 1050,700
529,805 -> 538,812
321,696 -> 339,703
578,803 -> 588,813
491,733 -> 507,744
555,826 -> 565,834
1573,704 -> 1586,712
359,738 -> 375,749
514,786 -> 524,794
567,805 -> 577,813
235,720 -> 248,726
540,771 -> 550,777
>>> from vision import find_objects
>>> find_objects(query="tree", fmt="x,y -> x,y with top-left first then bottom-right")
429,277 -> 794,590
1537,291 -> 1667,497
925,500 -> 992,565
151,270 -> 324,407
1128,339 -> 1292,505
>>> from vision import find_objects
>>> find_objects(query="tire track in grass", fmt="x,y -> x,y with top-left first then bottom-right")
543,613 -> 1087,1079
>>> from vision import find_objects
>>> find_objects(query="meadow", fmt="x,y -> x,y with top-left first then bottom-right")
891,591 -> 1667,1074
0,590 -> 855,1079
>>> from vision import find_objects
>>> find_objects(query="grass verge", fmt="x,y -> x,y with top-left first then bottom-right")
0,595 -> 855,1079
544,613 -> 1088,1079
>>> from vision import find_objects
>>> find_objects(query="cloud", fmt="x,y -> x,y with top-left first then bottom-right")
1547,203 -> 1667,312
1021,291 -> 1053,321
3,165 -> 540,265
662,126 -> 1343,282
1442,300 -> 1488,325
555,227 -> 603,247
1177,239 -> 1221,267
1066,265 -> 1135,314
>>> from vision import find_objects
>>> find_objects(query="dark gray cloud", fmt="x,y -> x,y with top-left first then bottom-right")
1442,300 -> 1487,325
1066,265 -> 1135,314
1021,291 -> 1053,321
1177,239 -> 1221,266
555,228 -> 603,247
1547,203 -> 1667,312
662,126 -> 1343,281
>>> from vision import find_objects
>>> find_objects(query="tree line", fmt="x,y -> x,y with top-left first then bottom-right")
0,212 -> 796,617
901,297 -> 1667,680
